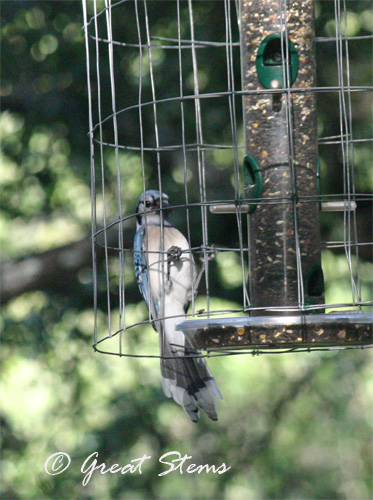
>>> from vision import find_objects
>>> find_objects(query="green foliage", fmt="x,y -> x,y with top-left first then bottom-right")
1,1 -> 372,499
2,291 -> 372,499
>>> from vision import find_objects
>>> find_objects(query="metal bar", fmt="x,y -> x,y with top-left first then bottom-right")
209,201 -> 357,213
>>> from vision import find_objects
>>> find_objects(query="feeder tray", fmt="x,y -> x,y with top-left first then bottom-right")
178,312 -> 373,351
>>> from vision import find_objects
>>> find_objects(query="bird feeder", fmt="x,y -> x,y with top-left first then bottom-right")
177,0 -> 372,351
242,0 -> 324,313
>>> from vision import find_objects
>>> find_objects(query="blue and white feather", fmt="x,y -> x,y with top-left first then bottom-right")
134,190 -> 222,422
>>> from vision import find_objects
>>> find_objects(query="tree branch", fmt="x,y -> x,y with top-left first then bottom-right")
0,219 -> 134,304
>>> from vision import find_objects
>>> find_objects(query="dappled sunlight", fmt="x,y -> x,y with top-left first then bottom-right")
216,251 -> 246,289
322,250 -> 373,312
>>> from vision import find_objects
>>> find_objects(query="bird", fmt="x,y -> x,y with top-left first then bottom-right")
134,189 -> 222,422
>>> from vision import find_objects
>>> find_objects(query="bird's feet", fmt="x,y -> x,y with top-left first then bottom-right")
199,244 -> 216,263
167,245 -> 183,262
194,245 -> 216,293
167,245 -> 183,281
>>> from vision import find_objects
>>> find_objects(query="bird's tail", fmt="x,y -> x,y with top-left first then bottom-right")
159,315 -> 223,423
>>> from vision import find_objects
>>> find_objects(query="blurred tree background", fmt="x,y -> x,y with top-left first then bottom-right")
1,1 -> 372,499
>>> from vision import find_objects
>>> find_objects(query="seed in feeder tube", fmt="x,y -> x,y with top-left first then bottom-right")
338,330 -> 347,339
237,327 -> 245,336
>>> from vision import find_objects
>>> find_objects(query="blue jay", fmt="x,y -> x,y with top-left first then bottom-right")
134,190 -> 222,422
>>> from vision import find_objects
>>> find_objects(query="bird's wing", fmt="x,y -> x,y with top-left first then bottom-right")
134,225 -> 159,320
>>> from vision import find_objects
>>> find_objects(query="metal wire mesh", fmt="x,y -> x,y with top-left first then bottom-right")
82,0 -> 372,357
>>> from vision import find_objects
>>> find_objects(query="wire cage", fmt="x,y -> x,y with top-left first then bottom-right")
82,0 -> 372,358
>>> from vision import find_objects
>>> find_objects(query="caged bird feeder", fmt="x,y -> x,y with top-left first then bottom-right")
82,0 -> 372,360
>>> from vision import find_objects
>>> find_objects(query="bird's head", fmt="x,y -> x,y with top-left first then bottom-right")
136,190 -> 170,227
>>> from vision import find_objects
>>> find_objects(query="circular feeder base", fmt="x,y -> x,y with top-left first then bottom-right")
177,312 -> 372,351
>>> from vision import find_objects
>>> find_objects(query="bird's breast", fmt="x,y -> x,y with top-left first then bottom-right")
144,225 -> 197,305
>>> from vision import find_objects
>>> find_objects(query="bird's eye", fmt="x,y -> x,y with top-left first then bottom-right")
145,200 -> 151,207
